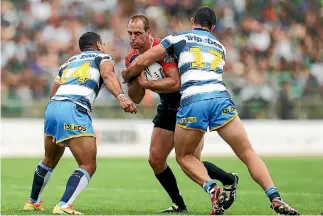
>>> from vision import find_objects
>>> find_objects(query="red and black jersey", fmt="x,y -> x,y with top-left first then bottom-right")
125,37 -> 181,107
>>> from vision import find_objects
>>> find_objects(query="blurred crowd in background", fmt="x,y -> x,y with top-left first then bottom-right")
2,0 -> 323,119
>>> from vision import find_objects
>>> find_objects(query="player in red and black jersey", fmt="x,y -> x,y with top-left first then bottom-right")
125,37 -> 181,109
123,15 -> 239,213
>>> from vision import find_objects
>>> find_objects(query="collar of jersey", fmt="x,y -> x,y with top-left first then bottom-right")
193,28 -> 209,32
82,49 -> 99,53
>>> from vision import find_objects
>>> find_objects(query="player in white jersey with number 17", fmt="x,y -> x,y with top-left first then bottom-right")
123,7 -> 299,215
23,32 -> 137,215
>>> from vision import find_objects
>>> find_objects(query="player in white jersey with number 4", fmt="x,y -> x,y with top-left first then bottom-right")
23,32 -> 137,215
123,7 -> 299,215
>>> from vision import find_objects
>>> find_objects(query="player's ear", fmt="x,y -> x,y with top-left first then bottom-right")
210,25 -> 215,32
191,17 -> 194,26
96,41 -> 101,51
147,28 -> 152,36
96,41 -> 103,52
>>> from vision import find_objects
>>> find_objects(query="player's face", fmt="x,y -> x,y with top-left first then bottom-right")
127,20 -> 150,49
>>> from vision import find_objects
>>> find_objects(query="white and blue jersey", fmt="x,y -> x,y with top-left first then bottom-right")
160,28 -> 237,131
44,50 -> 115,144
53,50 -> 115,111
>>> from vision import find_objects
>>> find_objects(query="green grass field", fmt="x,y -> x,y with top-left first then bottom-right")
1,157 -> 323,215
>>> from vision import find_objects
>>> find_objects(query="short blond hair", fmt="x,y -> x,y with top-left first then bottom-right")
129,14 -> 151,31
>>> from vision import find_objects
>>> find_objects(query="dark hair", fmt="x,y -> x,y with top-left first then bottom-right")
129,14 -> 151,31
78,32 -> 102,51
194,7 -> 217,30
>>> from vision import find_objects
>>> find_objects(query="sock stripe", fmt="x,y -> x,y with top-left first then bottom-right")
39,161 -> 53,172
265,186 -> 281,201
30,198 -> 37,203
76,168 -> 91,181
66,175 -> 88,205
60,169 -> 90,206
58,201 -> 66,207
203,179 -> 216,194
60,170 -> 84,203
265,186 -> 277,196
30,163 -> 53,203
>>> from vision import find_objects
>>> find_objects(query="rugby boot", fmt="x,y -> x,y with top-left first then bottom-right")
271,197 -> 300,215
23,200 -> 45,211
158,203 -> 188,213
53,204 -> 83,215
210,186 -> 227,215
223,173 -> 239,210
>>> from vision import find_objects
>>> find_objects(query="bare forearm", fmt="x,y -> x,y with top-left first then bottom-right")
126,45 -> 166,81
145,77 -> 180,93
128,79 -> 145,104
128,56 -> 153,78
103,73 -> 124,98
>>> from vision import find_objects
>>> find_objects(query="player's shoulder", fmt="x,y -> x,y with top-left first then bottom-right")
125,48 -> 137,58
190,29 -> 226,52
60,53 -> 79,69
125,49 -> 139,63
161,31 -> 191,44
152,37 -> 161,46
96,52 -> 112,58
175,30 -> 194,36
57,52 -> 79,72
95,52 -> 114,61
94,52 -> 115,66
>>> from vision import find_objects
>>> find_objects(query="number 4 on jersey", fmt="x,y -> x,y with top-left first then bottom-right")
61,62 -> 90,84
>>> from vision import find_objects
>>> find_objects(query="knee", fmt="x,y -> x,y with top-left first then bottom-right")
175,153 -> 185,166
42,156 -> 59,169
237,148 -> 256,164
148,152 -> 166,170
193,150 -> 201,161
80,163 -> 96,177
176,151 -> 196,167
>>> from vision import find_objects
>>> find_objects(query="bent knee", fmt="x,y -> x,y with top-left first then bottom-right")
42,156 -> 60,169
148,153 -> 167,169
237,148 -> 256,163
80,163 -> 97,177
175,153 -> 186,166
176,151 -> 197,166
193,150 -> 201,161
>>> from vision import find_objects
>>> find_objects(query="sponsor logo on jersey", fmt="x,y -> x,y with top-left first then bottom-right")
180,116 -> 197,124
64,123 -> 87,132
68,57 -> 76,62
222,106 -> 236,114
185,35 -> 222,49
81,53 -> 98,59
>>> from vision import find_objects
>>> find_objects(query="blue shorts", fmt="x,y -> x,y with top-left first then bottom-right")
176,98 -> 238,132
44,100 -> 95,145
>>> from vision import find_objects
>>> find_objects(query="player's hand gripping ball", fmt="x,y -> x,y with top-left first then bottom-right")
138,62 -> 166,93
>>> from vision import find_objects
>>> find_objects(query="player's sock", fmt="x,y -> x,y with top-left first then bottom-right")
203,179 -> 217,197
155,166 -> 186,210
58,168 -> 91,208
265,186 -> 281,201
30,161 -> 53,204
203,161 -> 235,185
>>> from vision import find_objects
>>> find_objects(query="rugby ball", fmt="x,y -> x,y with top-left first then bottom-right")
144,62 -> 165,81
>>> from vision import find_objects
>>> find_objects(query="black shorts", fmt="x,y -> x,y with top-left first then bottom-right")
153,103 -> 179,132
